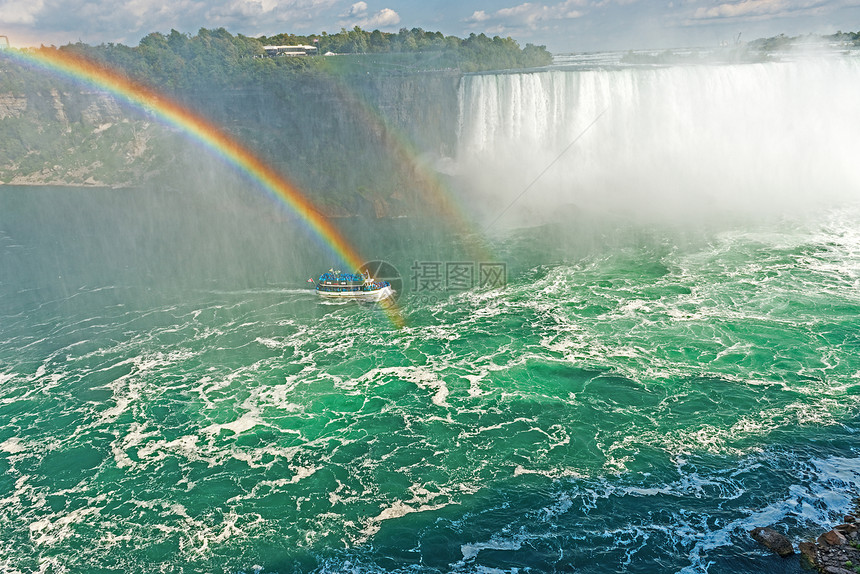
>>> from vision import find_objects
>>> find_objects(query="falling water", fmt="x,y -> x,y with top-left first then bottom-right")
456,57 -> 860,226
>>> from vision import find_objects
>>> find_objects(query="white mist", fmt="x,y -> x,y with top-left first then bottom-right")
456,57 -> 860,228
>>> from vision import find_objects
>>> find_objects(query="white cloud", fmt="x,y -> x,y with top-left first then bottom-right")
342,5 -> 400,28
467,10 -> 490,22
498,3 -> 536,17
694,0 -> 787,19
354,7 -> 400,27
0,0 -> 46,24
206,0 -> 340,26
688,0 -> 833,20
4,0 -> 341,45
464,0 -> 587,31
348,1 -> 368,15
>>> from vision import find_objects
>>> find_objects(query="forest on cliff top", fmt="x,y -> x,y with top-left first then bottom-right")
27,26 -> 552,93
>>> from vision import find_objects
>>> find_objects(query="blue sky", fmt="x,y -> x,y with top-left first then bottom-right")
1,0 -> 859,53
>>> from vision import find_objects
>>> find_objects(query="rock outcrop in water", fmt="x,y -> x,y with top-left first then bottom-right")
800,515 -> 860,574
750,526 -> 795,557
750,500 -> 860,572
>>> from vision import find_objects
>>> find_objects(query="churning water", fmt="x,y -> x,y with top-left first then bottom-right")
1,55 -> 860,574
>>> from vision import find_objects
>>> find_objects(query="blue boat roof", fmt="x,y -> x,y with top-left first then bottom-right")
318,271 -> 367,282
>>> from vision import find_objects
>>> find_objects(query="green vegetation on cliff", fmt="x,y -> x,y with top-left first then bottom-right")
0,28 -> 489,213
0,53 -> 180,187
53,26 -> 551,92
0,26 -> 550,206
261,26 -> 552,73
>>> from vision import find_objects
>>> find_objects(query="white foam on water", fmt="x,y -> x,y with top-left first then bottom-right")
617,299 -> 653,317
410,323 -> 462,343
625,395 -> 853,461
289,464 -> 319,484
28,502 -> 102,547
457,416 -> 535,440
450,449 -> 860,572
806,226 -> 860,290
96,530 -> 134,550
201,410 -> 263,436
330,477 -> 470,546
225,466 -> 321,505
37,557 -> 67,574
94,348 -> 197,427
0,557 -> 26,574
259,376 -> 308,411
117,498 -> 261,559
254,336 -> 284,349
2,465 -> 58,533
136,434 -> 201,462
111,421 -> 159,468
356,366 -> 451,407
464,372 -> 488,397
358,497 -> 452,543
456,535 -> 524,566
1,472 -> 38,512
513,465 -> 587,480
0,437 -> 25,454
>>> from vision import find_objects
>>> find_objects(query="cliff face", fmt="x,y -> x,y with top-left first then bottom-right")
0,94 -> 27,120
181,71 -> 461,216
0,86 -> 177,187
0,71 -> 462,217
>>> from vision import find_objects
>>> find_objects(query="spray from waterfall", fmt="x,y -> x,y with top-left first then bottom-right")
483,107 -> 609,232
456,57 -> 860,230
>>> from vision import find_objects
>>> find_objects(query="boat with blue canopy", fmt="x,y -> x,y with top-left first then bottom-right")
312,270 -> 394,301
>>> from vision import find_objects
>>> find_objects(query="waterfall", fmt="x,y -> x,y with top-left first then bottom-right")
456,58 -> 860,225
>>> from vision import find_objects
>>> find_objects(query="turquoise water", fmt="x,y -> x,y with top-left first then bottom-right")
1,186 -> 860,573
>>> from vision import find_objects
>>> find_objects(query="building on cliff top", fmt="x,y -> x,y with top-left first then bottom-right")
263,45 -> 318,57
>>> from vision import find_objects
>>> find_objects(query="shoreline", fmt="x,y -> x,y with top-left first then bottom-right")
803,505 -> 860,574
751,499 -> 860,573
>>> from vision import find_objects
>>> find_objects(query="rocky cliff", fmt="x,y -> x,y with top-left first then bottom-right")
0,69 -> 462,217
0,86 -> 178,187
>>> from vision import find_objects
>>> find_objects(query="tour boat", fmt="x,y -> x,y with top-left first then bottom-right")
312,270 -> 394,301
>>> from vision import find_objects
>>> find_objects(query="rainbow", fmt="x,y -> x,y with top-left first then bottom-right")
5,47 -> 405,327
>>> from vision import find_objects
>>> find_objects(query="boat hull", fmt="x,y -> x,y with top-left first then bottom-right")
316,285 -> 394,302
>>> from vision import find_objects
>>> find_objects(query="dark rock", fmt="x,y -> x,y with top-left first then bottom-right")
750,527 -> 795,557
799,541 -> 817,569
805,503 -> 860,573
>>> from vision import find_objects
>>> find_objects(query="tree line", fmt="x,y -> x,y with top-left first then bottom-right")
260,26 -> 552,71
32,26 -> 551,92
747,30 -> 860,51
